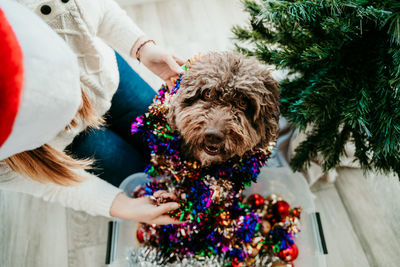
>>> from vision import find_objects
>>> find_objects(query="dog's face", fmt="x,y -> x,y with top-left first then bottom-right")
167,52 -> 279,167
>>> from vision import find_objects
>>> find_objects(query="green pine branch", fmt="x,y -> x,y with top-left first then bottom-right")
233,0 -> 400,179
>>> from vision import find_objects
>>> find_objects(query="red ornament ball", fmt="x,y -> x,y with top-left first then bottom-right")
136,224 -> 150,244
246,194 -> 265,210
232,260 -> 245,267
273,200 -> 290,221
277,243 -> 299,262
291,207 -> 301,219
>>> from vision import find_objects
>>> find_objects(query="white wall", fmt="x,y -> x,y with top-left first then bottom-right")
116,0 -> 165,6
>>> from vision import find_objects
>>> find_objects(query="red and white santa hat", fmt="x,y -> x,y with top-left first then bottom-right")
0,0 -> 81,160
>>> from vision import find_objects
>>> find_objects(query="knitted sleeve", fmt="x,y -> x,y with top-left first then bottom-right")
0,161 -> 122,218
96,0 -> 144,56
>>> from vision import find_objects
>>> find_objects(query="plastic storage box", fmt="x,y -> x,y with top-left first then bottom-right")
106,166 -> 327,267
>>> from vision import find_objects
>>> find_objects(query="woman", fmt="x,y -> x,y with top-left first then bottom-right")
0,0 -> 181,224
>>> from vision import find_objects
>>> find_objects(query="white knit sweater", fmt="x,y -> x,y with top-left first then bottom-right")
0,0 -> 145,217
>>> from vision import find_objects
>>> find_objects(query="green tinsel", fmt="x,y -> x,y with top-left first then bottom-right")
233,0 -> 400,177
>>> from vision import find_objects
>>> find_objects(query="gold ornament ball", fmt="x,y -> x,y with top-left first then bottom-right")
271,262 -> 287,267
262,220 -> 272,234
246,257 -> 256,266
250,247 -> 260,257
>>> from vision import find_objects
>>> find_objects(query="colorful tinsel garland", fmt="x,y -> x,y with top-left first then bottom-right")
130,57 -> 301,266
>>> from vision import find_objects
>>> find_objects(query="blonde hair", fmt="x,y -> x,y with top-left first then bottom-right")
69,89 -> 105,129
5,89 -> 103,185
5,145 -> 92,185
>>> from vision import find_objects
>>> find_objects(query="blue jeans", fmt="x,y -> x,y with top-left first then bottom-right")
67,53 -> 156,186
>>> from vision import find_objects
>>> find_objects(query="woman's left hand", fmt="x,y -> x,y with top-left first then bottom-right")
132,36 -> 185,88
110,190 -> 183,225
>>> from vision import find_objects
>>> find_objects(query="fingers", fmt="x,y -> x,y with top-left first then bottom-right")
153,190 -> 165,198
151,215 -> 185,225
154,202 -> 179,217
173,55 -> 186,66
165,55 -> 184,75
153,190 -> 177,201
160,192 -> 177,201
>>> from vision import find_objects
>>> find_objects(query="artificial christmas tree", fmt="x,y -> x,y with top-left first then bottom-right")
233,0 -> 400,177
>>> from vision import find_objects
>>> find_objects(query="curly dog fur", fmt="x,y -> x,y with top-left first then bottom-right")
167,52 -> 280,166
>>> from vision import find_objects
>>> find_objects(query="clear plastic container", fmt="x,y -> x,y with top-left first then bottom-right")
107,167 -> 327,267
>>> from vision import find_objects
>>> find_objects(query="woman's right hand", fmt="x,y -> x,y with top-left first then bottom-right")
132,36 -> 185,88
109,191 -> 182,225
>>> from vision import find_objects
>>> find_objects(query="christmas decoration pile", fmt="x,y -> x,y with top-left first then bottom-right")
130,58 -> 302,266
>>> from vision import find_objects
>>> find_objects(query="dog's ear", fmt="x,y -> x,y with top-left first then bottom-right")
167,81 -> 203,132
179,77 -> 205,106
258,70 -> 280,147
166,111 -> 175,132
263,73 -> 280,104
167,96 -> 177,132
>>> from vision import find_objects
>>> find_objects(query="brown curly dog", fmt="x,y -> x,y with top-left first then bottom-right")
167,52 -> 280,166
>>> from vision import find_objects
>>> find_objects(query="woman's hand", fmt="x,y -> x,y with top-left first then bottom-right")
110,191 -> 182,225
132,36 -> 185,88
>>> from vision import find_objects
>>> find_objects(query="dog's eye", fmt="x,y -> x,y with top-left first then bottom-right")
238,98 -> 248,109
203,89 -> 214,100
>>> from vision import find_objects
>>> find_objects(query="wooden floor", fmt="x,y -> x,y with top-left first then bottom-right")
1,1 -> 399,267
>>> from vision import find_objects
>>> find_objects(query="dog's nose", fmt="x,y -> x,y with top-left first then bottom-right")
204,128 -> 224,144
